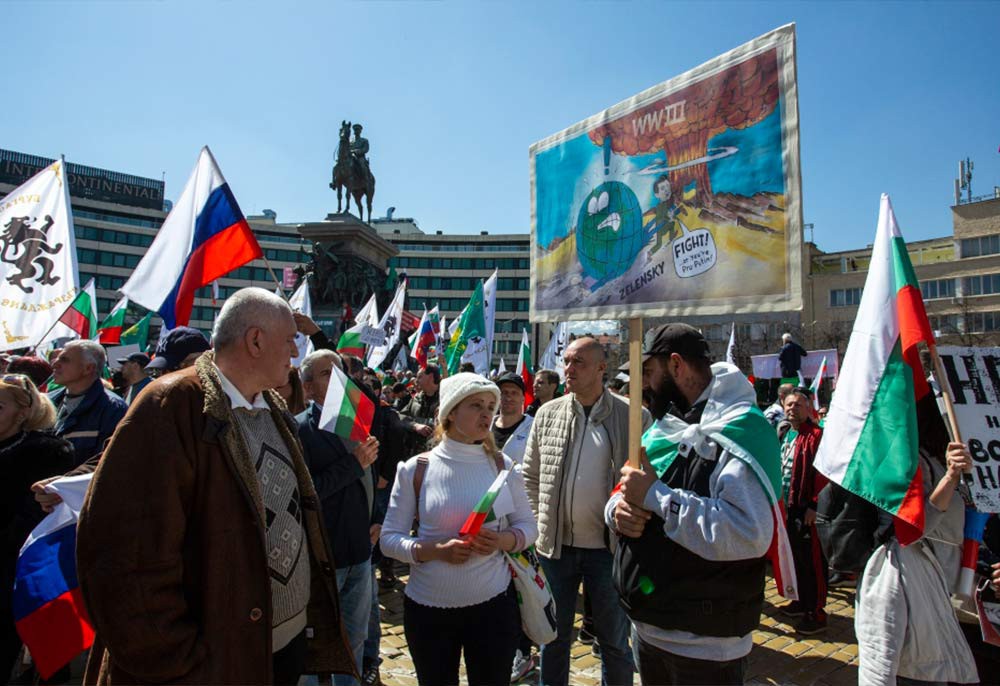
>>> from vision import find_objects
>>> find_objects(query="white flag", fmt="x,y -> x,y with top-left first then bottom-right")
539,322 -> 569,381
393,345 -> 410,373
498,357 -> 507,374
367,281 -> 406,368
483,269 -> 498,361
287,278 -> 314,367
726,322 -> 737,367
0,158 -> 80,351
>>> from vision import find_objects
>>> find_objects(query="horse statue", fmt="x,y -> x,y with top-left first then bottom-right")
330,120 -> 376,223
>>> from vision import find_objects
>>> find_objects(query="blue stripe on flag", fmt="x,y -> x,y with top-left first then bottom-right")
158,183 -> 245,327
12,524 -> 79,622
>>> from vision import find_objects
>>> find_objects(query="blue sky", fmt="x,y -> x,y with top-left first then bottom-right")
5,1 -> 998,252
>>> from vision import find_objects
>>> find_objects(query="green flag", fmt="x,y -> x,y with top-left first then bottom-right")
121,312 -> 153,350
444,281 -> 486,375
384,266 -> 398,290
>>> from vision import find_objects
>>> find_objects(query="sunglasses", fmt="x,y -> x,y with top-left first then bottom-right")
1,374 -> 34,406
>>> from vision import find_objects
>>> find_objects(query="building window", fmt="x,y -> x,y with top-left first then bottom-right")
961,235 -> 1000,258
921,278 -> 955,300
929,314 -> 961,334
965,312 -> 1000,333
963,273 -> 1000,297
829,288 -> 862,307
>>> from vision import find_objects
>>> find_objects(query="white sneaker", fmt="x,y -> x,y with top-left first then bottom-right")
510,650 -> 535,682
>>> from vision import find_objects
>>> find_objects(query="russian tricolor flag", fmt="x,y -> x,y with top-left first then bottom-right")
13,473 -> 95,679
121,147 -> 262,328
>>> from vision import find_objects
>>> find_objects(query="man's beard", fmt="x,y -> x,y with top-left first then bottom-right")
649,371 -> 687,420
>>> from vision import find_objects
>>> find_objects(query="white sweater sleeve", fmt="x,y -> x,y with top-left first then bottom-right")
380,458 -> 421,565
606,453 -> 772,562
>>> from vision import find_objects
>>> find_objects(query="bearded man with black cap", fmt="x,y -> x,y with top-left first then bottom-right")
606,323 -> 790,686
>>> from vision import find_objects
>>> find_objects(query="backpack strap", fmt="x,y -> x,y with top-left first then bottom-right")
412,452 -> 431,529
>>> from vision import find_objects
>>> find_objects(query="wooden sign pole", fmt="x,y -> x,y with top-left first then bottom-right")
628,317 -> 644,468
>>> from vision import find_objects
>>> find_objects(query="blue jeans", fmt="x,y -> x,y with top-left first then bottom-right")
363,563 -> 380,665
539,546 -> 633,686
332,560 -> 372,686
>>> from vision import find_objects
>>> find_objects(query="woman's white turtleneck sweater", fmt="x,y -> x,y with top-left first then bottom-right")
381,436 -> 539,608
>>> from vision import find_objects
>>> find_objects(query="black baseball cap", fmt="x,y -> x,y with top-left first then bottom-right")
147,327 -> 211,370
495,371 -> 525,393
619,323 -> 710,372
117,352 -> 151,368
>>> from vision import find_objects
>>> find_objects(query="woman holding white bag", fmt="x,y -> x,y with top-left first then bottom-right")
381,373 -> 539,686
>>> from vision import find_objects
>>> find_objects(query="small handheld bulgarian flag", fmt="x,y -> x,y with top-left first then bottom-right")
319,362 -> 375,442
97,296 -> 129,344
458,469 -> 511,537
57,279 -> 98,340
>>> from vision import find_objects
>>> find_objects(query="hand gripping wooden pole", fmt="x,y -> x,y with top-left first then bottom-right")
628,318 -> 644,468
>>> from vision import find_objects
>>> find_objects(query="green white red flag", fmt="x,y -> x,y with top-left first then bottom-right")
458,468 -> 511,537
516,328 -> 535,408
97,296 -> 129,344
319,361 -> 375,442
57,279 -> 98,340
337,294 -> 378,359
815,194 -> 935,545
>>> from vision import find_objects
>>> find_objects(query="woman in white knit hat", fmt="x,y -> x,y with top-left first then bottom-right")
381,373 -> 538,686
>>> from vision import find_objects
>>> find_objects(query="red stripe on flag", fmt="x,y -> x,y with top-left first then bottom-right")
98,326 -> 123,344
15,587 -> 94,679
893,463 -> 926,546
59,308 -> 90,338
351,388 -> 376,441
459,510 -> 490,538
768,502 -> 788,597
897,284 -> 934,400
172,220 -> 262,327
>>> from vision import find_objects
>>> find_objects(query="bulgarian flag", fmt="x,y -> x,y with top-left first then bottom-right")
337,293 -> 378,359
97,296 -> 129,344
624,363 -> 798,599
319,362 -> 375,442
57,279 -> 98,340
815,195 -> 935,546
516,328 -> 535,408
808,356 -> 828,411
458,468 -> 511,537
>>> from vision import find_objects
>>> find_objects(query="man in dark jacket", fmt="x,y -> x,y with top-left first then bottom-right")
777,334 -> 808,379
297,349 -> 379,684
48,340 -> 127,466
397,364 -> 440,454
778,388 -> 828,634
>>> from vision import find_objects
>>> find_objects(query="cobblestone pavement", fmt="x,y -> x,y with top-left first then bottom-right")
374,570 -> 859,686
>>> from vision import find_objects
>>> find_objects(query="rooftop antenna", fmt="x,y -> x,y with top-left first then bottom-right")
959,157 -> 974,204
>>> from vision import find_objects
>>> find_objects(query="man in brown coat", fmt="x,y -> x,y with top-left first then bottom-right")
76,287 -> 356,685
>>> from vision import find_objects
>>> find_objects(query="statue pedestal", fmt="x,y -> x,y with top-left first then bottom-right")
298,213 -> 399,326
299,213 -> 398,268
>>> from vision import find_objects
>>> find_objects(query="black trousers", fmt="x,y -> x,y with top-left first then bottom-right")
787,506 -> 829,619
404,586 -> 519,686
273,630 -> 307,686
634,635 -> 746,686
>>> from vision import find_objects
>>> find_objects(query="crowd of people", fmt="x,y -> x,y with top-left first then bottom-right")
2,286 -> 1000,686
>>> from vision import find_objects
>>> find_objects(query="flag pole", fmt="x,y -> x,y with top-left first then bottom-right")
27,279 -> 94,356
628,318 -> 644,468
928,343 -> 963,444
261,254 -> 287,299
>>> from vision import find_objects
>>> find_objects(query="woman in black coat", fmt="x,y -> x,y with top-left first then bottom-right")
0,374 -> 74,681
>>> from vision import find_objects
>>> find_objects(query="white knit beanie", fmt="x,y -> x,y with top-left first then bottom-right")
437,372 -> 501,424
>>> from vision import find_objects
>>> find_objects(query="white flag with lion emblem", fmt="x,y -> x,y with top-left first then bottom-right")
0,158 -> 80,351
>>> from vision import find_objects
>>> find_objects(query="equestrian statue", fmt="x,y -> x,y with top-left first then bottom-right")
331,120 -> 376,223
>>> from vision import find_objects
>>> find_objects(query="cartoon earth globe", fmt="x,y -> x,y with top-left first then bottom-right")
576,181 -> 644,291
